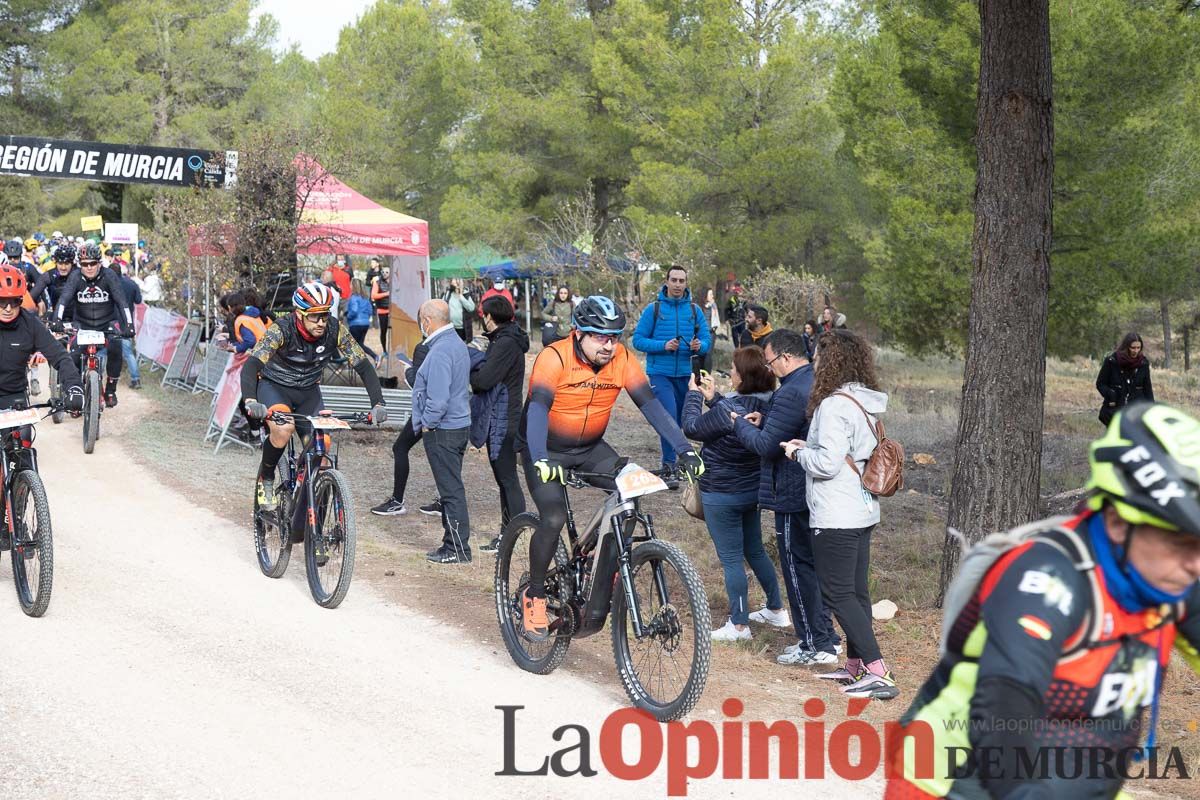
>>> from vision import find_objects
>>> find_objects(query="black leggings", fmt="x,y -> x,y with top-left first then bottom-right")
522,440 -> 621,597
377,313 -> 389,354
811,525 -> 881,662
491,434 -> 526,531
391,418 -> 422,500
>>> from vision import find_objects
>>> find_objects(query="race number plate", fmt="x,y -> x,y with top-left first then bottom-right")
615,463 -> 669,501
75,329 -> 106,346
307,416 -> 351,431
0,408 -> 41,430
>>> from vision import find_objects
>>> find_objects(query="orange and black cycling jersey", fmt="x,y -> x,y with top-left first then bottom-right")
519,335 -> 654,459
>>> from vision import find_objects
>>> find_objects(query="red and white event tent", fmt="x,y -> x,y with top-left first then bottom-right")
295,155 -> 430,362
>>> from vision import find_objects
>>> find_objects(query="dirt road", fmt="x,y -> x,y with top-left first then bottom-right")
0,390 -> 876,799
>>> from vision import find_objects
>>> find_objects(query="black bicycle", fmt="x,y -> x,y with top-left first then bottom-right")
495,459 -> 711,721
0,400 -> 61,617
253,410 -> 367,608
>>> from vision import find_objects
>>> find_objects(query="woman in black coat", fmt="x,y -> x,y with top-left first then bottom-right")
681,346 -> 782,642
1096,332 -> 1154,426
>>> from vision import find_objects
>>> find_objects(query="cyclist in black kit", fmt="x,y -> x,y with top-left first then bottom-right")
241,281 -> 387,511
29,243 -> 79,310
51,242 -> 134,408
0,264 -> 83,414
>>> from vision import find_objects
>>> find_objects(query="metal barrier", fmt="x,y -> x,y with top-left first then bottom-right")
161,319 -> 204,391
194,343 -> 230,394
319,385 -> 411,428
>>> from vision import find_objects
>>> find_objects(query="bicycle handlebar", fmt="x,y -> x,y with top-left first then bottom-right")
265,411 -> 374,426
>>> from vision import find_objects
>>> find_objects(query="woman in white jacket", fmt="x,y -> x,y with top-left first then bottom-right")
783,329 -> 896,700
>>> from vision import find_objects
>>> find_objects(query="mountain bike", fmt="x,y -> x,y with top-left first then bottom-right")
67,326 -> 112,454
494,460 -> 711,721
0,400 -> 62,617
252,410 -> 368,609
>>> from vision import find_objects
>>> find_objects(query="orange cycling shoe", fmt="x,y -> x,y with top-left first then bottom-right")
522,590 -> 549,641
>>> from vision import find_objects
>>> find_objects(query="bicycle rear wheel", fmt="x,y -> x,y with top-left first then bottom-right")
494,512 -> 572,674
305,468 -> 356,608
611,539 -> 711,721
82,370 -> 99,454
253,460 -> 292,579
11,470 -> 53,617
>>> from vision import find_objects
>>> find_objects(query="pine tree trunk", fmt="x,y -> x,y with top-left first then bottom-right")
939,0 -> 1054,603
1160,297 -> 1173,369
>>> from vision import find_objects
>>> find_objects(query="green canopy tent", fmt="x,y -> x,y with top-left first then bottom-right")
429,244 -> 514,279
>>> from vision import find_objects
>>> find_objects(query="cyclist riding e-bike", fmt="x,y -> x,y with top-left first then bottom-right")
888,401 -> 1200,800
50,242 -> 133,408
518,295 -> 704,640
241,281 -> 387,511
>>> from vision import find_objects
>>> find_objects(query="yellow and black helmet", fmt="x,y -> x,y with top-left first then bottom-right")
1088,402 -> 1200,535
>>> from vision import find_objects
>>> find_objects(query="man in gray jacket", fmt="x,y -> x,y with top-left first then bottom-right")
412,299 -> 474,563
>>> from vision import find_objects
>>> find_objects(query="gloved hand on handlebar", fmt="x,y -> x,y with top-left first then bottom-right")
533,458 -> 565,484
369,402 -> 388,426
48,318 -> 64,334
244,400 -> 268,421
63,385 -> 84,412
677,451 -> 705,482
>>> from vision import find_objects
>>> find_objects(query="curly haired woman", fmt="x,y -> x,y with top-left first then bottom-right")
784,329 -> 896,700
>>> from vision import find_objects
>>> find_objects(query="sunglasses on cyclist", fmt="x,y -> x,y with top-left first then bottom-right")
0,298 -> 21,310
80,260 -> 99,267
300,311 -> 330,322
586,333 -> 619,345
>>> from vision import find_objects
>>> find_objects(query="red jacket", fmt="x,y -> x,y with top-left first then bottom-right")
330,266 -> 352,299
479,287 -> 515,316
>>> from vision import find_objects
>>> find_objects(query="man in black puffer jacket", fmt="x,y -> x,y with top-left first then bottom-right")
732,328 -> 841,665
470,295 -> 530,553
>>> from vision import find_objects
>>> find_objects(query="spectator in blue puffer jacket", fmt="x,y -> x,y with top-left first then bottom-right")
682,346 -> 782,643
632,265 -> 712,483
346,278 -> 378,363
731,328 -> 840,666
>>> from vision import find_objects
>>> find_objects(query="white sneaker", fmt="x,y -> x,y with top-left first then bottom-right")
711,619 -> 752,642
748,606 -> 791,628
783,640 -> 844,656
777,647 -> 839,666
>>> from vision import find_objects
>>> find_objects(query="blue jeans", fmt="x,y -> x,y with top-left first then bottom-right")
649,374 -> 689,464
702,491 -> 781,626
120,338 -> 140,382
775,509 -> 840,652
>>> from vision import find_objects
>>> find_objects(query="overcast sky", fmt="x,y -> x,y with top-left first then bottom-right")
252,0 -> 380,60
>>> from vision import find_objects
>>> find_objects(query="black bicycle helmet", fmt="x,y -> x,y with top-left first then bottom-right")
572,295 -> 626,336
2,238 -> 22,261
1087,402 -> 1200,536
53,243 -> 77,263
80,242 -> 102,262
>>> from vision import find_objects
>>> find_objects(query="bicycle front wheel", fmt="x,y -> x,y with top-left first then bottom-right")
305,468 -> 356,608
611,539 -> 711,721
11,470 -> 53,617
82,370 -> 99,454
253,460 -> 292,579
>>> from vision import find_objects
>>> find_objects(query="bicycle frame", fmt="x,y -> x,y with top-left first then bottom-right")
556,479 -> 661,640
280,424 -> 339,537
